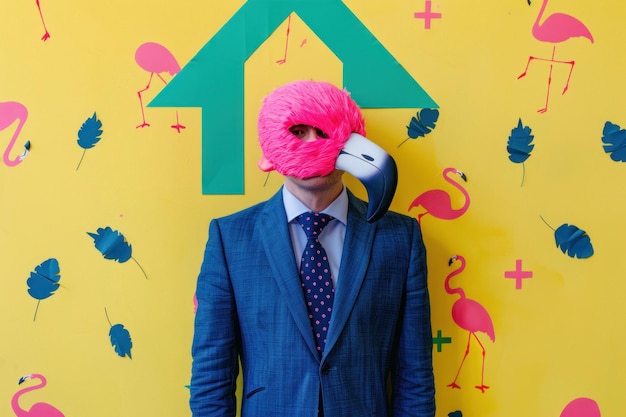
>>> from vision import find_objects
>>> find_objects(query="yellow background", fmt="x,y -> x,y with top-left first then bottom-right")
0,1 -> 622,416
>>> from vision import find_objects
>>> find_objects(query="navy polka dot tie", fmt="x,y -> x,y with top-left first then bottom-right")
297,212 -> 335,356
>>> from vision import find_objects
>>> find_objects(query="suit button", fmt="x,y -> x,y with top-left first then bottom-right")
321,363 -> 331,374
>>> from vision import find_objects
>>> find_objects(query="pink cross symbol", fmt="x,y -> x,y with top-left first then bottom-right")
414,0 -> 442,29
504,259 -> 533,290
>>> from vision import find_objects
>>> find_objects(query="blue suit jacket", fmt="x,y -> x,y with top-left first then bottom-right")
191,189 -> 435,417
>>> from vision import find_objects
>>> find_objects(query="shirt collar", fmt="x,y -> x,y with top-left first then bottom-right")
282,185 -> 348,225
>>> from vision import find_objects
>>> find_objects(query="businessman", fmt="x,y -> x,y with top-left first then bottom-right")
191,80 -> 435,416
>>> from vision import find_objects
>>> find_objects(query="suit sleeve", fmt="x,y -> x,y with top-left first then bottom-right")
391,218 -> 436,417
190,219 -> 240,417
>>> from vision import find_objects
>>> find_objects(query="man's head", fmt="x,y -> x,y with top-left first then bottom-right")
257,80 -> 398,222
257,80 -> 366,179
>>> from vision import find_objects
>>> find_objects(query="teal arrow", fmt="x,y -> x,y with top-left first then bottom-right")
150,0 -> 437,194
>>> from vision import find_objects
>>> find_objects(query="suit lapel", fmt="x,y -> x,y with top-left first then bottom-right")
324,192 -> 376,357
258,189 -> 320,358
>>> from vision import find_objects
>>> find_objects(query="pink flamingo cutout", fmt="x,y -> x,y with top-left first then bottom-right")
446,255 -> 495,392
518,0 -> 594,113
135,42 -> 185,132
408,167 -> 470,224
11,374 -> 64,417
0,101 -> 30,167
561,398 -> 600,417
35,1 -> 50,41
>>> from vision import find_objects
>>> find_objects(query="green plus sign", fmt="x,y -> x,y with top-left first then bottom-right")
432,329 -> 452,352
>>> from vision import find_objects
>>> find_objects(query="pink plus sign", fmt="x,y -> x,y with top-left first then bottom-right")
414,0 -> 442,29
505,259 -> 533,290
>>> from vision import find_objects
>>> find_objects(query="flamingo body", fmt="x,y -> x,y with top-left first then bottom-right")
11,374 -> 65,417
135,42 -> 181,76
531,0 -> 594,44
451,299 -> 495,342
408,167 -> 469,223
0,101 -> 29,167
534,12 -> 594,44
560,398 -> 600,417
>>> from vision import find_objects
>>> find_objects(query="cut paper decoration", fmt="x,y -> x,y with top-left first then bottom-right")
448,412 -> 462,417
601,121 -> 626,162
87,226 -> 148,279
445,255 -> 495,393
35,0 -> 51,41
414,0 -> 442,30
26,258 -> 61,321
105,308 -> 133,359
0,101 -> 29,167
560,398 -> 601,417
149,0 -> 438,195
540,216 -> 594,259
517,0 -> 594,113
398,108 -> 440,147
135,42 -> 185,132
507,118 -> 535,186
408,167 -> 470,224
75,112 -> 103,170
12,374 -> 65,417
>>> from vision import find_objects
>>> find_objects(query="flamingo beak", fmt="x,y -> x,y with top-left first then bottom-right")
18,375 -> 31,385
335,133 -> 398,223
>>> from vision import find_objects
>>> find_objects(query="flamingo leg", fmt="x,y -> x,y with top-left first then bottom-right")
151,74 -> 185,132
276,14 -> 292,64
171,111 -> 186,133
35,0 -> 50,41
472,333 -> 490,393
539,60 -> 553,114
136,73 -> 155,128
561,60 -> 576,95
447,332 -> 472,389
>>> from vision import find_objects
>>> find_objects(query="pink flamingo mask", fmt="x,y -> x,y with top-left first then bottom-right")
257,80 -> 397,222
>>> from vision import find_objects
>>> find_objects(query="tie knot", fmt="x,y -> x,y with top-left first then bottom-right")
297,212 -> 334,239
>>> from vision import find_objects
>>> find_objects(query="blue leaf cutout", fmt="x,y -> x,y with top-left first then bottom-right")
554,224 -> 594,259
77,112 -> 103,149
109,323 -> 133,359
87,226 -> 132,263
27,258 -> 61,300
601,121 -> 626,162
76,112 -> 103,170
448,412 -> 463,417
507,118 -> 534,163
399,108 -> 439,146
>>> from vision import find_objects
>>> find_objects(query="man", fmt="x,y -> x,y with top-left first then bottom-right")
191,80 -> 435,416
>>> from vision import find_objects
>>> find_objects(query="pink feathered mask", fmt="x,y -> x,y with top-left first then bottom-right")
257,80 -> 366,179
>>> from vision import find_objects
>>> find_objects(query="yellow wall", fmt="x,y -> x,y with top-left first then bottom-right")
0,1 -> 620,416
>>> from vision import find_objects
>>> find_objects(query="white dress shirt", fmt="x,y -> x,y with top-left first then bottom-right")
282,185 -> 348,289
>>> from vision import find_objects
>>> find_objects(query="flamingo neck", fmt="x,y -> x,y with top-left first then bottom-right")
444,171 -> 470,214
4,118 -> 26,167
11,375 -> 46,414
534,0 -> 549,30
445,260 -> 466,298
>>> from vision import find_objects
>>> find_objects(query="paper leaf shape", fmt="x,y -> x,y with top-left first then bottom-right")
76,112 -> 103,170
601,121 -> 626,162
109,324 -> 133,359
507,118 -> 534,163
26,258 -> 61,321
554,224 -> 594,259
87,226 -> 148,278
398,108 -> 440,147
88,226 -> 132,263
448,412 -> 463,417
